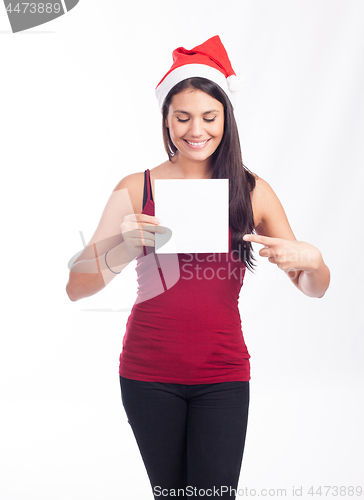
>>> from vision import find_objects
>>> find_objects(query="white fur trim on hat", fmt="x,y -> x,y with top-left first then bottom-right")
155,63 -> 233,111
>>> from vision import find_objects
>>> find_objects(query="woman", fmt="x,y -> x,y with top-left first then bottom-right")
66,36 -> 330,499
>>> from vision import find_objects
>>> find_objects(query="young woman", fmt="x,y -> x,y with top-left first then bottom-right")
66,36 -> 330,499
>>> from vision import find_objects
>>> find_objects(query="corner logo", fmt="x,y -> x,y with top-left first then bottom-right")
3,0 -> 79,33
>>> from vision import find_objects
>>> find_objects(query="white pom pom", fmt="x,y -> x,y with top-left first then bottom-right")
227,74 -> 246,92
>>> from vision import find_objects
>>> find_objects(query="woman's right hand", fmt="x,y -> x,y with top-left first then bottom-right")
121,214 -> 166,258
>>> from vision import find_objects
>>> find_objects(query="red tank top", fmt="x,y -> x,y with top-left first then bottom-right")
119,169 -> 251,384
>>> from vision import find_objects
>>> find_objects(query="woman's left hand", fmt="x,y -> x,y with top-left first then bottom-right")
242,234 -> 322,272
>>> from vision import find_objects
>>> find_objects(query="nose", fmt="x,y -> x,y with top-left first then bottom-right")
189,118 -> 204,138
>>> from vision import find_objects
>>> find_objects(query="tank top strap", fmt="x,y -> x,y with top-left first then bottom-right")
147,169 -> 153,201
143,169 -> 154,210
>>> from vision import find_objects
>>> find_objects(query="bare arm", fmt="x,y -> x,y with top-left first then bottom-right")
65,177 -> 137,301
247,177 -> 330,298
293,258 -> 330,298
66,238 -> 138,302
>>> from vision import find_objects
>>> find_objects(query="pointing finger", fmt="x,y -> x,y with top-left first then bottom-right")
243,233 -> 279,246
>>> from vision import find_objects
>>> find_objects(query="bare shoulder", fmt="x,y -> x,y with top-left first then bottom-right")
112,172 -> 145,215
250,175 -> 284,216
250,174 -> 296,240
113,171 -> 144,191
249,174 -> 270,229
112,161 -> 169,213
112,162 -> 170,192
250,174 -> 275,203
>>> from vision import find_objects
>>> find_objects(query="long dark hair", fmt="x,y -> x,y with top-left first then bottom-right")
161,77 -> 257,272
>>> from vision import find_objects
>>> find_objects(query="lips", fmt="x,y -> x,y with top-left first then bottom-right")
183,138 -> 211,149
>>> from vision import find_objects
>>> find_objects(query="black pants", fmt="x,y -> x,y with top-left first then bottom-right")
120,376 -> 250,499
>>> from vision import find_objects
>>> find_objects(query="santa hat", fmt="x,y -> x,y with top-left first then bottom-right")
155,35 -> 245,111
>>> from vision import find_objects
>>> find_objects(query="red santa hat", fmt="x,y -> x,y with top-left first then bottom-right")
155,35 -> 246,111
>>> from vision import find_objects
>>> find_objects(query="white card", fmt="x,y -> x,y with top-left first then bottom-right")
154,179 -> 229,254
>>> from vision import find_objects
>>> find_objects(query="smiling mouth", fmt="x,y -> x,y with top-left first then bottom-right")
183,138 -> 211,148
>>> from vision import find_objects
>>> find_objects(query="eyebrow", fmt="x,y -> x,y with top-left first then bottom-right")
173,109 -> 220,115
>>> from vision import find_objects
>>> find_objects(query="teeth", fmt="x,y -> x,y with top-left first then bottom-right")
186,139 -> 209,146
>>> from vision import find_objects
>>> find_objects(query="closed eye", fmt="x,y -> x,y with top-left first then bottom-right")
177,117 -> 217,123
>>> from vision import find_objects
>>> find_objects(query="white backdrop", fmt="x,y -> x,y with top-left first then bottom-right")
1,1 -> 363,499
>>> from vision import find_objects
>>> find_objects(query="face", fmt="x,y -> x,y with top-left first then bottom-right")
165,88 -> 224,163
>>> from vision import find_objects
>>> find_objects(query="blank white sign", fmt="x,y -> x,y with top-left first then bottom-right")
154,178 -> 229,254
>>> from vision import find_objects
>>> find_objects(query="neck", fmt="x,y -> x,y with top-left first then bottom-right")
170,151 -> 213,179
